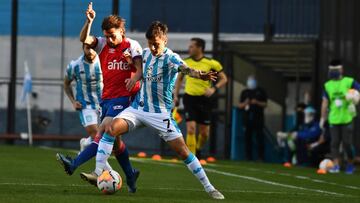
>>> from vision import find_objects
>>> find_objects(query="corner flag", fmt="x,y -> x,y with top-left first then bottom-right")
21,61 -> 32,102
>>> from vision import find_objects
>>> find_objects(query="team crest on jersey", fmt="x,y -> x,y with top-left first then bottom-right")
146,66 -> 153,78
145,66 -> 162,82
109,48 -> 116,54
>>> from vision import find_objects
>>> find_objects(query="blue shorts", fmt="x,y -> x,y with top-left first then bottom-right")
100,97 -> 131,122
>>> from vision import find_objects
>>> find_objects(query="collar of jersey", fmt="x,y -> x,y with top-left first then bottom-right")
191,56 -> 204,62
153,48 -> 168,58
81,54 -> 96,65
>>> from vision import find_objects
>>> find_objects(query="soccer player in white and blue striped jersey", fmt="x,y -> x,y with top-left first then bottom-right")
64,44 -> 102,147
83,21 -> 224,199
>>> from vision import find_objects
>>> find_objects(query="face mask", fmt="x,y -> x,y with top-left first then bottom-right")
329,70 -> 341,79
304,114 -> 314,124
247,79 -> 257,90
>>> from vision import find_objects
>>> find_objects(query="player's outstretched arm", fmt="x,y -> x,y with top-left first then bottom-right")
173,73 -> 184,106
178,64 -> 217,81
79,2 -> 96,45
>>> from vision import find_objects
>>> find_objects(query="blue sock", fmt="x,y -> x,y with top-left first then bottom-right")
115,146 -> 135,179
72,142 -> 98,170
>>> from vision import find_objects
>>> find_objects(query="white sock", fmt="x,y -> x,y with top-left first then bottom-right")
95,133 -> 115,176
104,161 -> 113,171
184,153 -> 214,192
79,136 -> 92,152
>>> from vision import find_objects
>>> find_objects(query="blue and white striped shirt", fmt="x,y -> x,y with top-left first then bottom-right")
132,48 -> 184,113
66,55 -> 103,109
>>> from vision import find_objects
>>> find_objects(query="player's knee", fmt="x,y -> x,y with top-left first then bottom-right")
110,118 -> 128,136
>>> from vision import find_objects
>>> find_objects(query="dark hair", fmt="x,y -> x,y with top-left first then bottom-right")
329,59 -> 342,66
101,15 -> 126,31
146,21 -> 168,39
191,38 -> 206,52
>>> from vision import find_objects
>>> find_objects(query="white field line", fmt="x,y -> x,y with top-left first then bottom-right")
205,168 -> 350,197
237,166 -> 360,191
146,187 -> 343,197
0,182 -> 90,187
131,158 -> 358,196
0,182 -> 349,197
129,158 -> 353,197
204,163 -> 360,191
40,147 -> 358,196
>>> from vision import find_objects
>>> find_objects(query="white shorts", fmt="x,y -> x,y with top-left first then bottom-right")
114,106 -> 183,142
79,105 -> 99,127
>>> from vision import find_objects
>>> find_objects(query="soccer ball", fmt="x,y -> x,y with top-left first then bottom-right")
97,170 -> 122,194
319,159 -> 334,171
346,89 -> 360,104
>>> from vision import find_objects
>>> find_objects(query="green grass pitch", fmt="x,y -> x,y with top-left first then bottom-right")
0,145 -> 359,203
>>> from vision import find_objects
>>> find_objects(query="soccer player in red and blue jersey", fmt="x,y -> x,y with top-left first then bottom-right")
56,2 -> 142,193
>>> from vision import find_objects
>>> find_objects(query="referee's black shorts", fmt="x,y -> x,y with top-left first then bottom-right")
183,93 -> 213,125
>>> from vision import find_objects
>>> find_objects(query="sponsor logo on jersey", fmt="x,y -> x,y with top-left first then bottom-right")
145,66 -> 162,82
113,105 -> 123,110
108,60 -> 130,70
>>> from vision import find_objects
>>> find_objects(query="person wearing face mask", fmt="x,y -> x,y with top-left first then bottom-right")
294,103 -> 306,130
320,59 -> 360,174
238,75 -> 268,161
277,106 -> 324,166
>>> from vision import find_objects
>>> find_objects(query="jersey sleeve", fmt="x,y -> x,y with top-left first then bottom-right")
169,53 -> 185,71
65,63 -> 75,81
211,59 -> 223,72
129,39 -> 143,59
94,37 -> 106,54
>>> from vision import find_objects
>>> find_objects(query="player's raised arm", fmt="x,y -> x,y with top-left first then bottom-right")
79,2 -> 96,46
